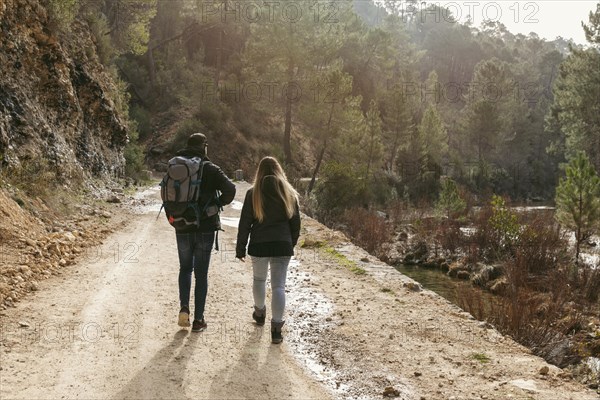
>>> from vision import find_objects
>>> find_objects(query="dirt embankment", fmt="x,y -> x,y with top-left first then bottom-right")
0,182 -> 132,309
0,182 -> 598,399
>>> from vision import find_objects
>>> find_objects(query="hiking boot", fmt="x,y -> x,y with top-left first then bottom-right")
252,306 -> 266,326
192,319 -> 207,332
178,306 -> 190,327
271,320 -> 285,344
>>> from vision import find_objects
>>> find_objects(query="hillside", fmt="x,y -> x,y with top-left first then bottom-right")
0,0 -> 134,309
0,0 -> 128,178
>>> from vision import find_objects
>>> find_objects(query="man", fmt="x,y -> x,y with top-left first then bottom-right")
173,133 -> 236,332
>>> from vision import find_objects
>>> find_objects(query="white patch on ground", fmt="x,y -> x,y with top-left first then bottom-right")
128,185 -> 163,214
459,227 -> 477,236
288,257 -> 300,268
509,379 -> 539,393
581,253 -> 600,269
587,357 -> 600,374
511,206 -> 555,212
229,200 -> 243,210
221,216 -> 240,228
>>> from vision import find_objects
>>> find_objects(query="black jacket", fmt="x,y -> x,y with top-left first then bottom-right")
236,183 -> 301,258
174,146 -> 236,233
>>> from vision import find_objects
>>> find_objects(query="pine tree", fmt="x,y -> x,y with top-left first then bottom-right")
555,152 -> 600,267
418,103 -> 447,167
363,99 -> 384,179
551,4 -> 600,173
435,178 -> 465,219
303,67 -> 362,194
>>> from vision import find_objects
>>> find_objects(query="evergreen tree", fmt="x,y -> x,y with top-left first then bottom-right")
550,5 -> 600,173
418,103 -> 447,167
435,178 -> 466,219
101,0 -> 158,55
582,3 -> 600,45
555,152 -> 600,266
362,99 -> 384,179
303,67 -> 362,193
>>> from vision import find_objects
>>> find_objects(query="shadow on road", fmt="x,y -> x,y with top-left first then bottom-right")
208,325 -> 295,399
113,329 -> 199,400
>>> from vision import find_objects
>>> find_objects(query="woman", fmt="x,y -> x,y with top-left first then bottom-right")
236,156 -> 300,344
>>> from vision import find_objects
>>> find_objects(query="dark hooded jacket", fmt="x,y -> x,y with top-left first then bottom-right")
236,176 -> 300,258
174,146 -> 236,233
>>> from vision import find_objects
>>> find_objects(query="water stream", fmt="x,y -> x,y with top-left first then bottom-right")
393,264 -> 478,304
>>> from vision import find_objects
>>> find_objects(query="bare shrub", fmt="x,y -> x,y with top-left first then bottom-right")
515,214 -> 568,277
341,208 -> 392,256
467,204 -> 493,262
579,266 -> 600,303
458,260 -> 585,366
387,199 -> 411,225
435,219 -> 462,253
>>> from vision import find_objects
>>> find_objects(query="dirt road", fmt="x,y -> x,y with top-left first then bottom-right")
1,182 -> 597,399
0,183 -> 328,399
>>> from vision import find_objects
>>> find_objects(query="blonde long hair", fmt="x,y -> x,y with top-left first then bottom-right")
252,157 -> 298,223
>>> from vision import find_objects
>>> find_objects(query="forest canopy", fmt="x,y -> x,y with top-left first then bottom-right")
52,0 -> 600,207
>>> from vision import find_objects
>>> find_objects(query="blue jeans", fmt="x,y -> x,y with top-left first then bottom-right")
176,232 -> 215,321
251,256 -> 291,323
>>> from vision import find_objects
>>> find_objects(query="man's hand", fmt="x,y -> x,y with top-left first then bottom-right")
237,257 -> 245,263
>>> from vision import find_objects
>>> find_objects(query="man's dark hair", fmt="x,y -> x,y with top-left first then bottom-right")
188,133 -> 207,148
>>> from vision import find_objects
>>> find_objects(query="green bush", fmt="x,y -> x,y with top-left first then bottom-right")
169,119 -> 205,152
124,142 -> 145,178
489,195 -> 520,256
315,161 -> 367,217
123,127 -> 149,182
46,0 -> 78,32
130,105 -> 153,140
85,13 -> 114,66
435,178 -> 466,219
364,171 -> 395,207
194,102 -> 232,135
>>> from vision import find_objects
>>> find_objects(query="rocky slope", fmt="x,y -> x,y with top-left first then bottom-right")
0,0 -> 128,179
0,0 -> 134,309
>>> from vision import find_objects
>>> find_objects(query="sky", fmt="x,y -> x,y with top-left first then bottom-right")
379,1 -> 599,44
460,1 -> 598,44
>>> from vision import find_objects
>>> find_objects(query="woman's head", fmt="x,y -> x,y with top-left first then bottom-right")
254,156 -> 284,181
252,157 -> 298,222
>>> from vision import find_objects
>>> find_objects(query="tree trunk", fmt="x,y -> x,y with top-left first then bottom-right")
308,138 -> 327,194
147,48 -> 156,89
308,102 -> 336,193
387,127 -> 400,173
575,190 -> 583,268
214,28 -> 223,88
283,57 -> 295,165
366,126 -> 376,179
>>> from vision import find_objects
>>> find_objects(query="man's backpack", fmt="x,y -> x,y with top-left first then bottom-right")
159,156 -> 211,230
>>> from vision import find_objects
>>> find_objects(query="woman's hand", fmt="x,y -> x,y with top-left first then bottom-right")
237,257 -> 246,263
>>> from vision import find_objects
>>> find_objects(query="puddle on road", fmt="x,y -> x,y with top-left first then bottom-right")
285,258 -> 342,396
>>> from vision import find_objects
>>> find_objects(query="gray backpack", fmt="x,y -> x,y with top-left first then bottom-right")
159,156 -> 209,229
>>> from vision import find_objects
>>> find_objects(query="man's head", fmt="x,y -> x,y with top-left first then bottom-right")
187,133 -> 207,155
